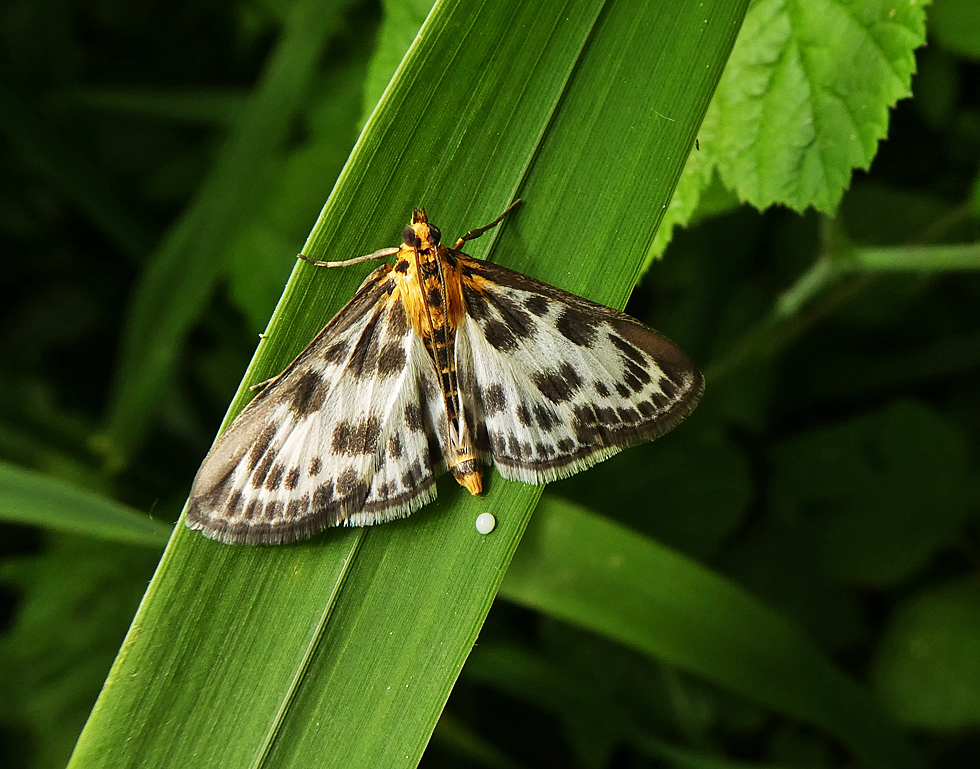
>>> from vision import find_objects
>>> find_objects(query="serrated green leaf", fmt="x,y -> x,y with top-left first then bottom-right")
656,0 -> 928,249
711,0 -> 927,212
69,1 -> 747,767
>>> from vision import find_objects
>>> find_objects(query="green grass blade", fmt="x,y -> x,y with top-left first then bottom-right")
69,1 -> 747,767
0,461 -> 171,548
100,0 -> 353,467
499,496 -> 916,769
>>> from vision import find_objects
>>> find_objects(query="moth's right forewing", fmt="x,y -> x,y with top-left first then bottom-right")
186,266 -> 399,543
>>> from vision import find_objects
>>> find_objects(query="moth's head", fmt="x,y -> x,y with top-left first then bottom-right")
403,208 -> 441,251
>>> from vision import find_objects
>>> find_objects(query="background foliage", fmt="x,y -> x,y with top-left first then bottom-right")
1,0 -> 978,767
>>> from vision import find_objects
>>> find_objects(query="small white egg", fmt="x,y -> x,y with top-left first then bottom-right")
475,512 -> 496,535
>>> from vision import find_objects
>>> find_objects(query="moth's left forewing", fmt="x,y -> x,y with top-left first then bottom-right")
455,255 -> 703,484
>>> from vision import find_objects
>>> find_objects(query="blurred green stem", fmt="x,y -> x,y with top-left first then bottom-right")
706,218 -> 980,381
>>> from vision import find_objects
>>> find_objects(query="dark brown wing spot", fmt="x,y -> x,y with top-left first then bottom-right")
474,422 -> 491,452
626,360 -> 652,386
610,333 -> 646,367
482,384 -> 506,416
402,459 -> 424,489
657,358 -> 690,390
227,491 -> 245,519
534,372 -> 572,403
617,407 -> 640,423
427,287 -> 443,307
388,434 -> 403,459
483,320 -> 517,352
534,405 -> 558,431
464,291 -> 492,322
426,430 -> 442,460
659,376 -> 678,399
558,361 -> 583,390
486,292 -> 535,340
650,392 -> 670,409
312,480 -> 335,510
623,371 -> 643,393
386,302 -> 408,340
324,340 -> 349,364
533,362 -> 583,404
288,370 -> 327,415
243,499 -> 262,520
595,381 -> 610,398
516,404 -> 532,427
376,342 -> 406,379
595,406 -> 618,425
285,496 -> 305,521
309,456 -> 322,476
404,404 -> 425,432
571,405 -> 601,444
251,453 -> 275,489
524,295 -> 550,316
264,500 -> 284,521
332,417 -> 382,455
556,308 -> 600,347
248,424 -> 278,471
265,463 -> 285,491
285,467 -> 301,490
337,467 -> 366,498
347,314 -> 383,379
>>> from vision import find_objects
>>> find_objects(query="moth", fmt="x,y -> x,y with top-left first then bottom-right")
186,202 -> 703,545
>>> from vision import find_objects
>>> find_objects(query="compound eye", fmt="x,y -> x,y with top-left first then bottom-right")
402,227 -> 420,248
428,225 -> 441,245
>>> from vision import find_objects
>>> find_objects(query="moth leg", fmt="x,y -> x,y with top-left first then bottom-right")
249,376 -> 276,393
298,246 -> 400,268
451,199 -> 523,250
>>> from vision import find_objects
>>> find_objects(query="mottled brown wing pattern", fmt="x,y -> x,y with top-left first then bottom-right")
185,203 -> 702,545
185,267 -> 452,545
453,257 -> 703,483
